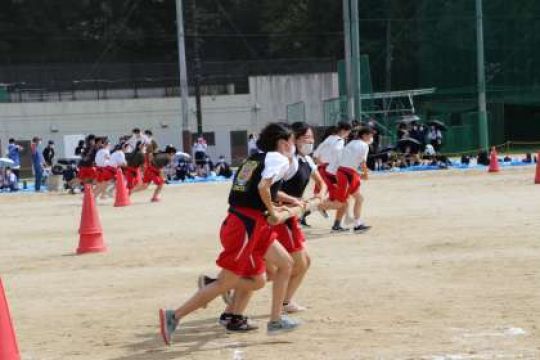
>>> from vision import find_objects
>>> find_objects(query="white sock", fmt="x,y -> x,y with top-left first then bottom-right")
355,219 -> 364,227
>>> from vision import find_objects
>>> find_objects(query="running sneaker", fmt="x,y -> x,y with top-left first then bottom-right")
219,312 -> 234,326
283,302 -> 307,314
197,275 -> 233,306
267,315 -> 301,335
331,225 -> 350,233
159,309 -> 178,346
226,316 -> 259,332
353,224 -> 372,233
151,196 -> 161,203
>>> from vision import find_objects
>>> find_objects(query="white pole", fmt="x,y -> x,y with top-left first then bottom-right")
175,0 -> 190,139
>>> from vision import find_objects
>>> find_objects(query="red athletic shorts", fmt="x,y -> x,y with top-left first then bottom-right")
78,166 -> 97,181
335,166 -> 361,202
275,216 -> 305,253
143,165 -> 164,186
318,164 -> 339,200
124,166 -> 141,189
96,166 -> 117,183
216,207 -> 277,277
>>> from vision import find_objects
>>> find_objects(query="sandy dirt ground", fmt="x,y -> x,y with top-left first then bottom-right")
1,166 -> 539,360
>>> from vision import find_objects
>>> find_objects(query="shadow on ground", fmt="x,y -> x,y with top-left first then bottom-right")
109,315 -> 292,360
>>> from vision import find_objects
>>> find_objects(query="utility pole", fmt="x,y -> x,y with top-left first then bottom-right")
174,0 -> 190,144
384,18 -> 393,124
191,0 -> 203,136
475,0 -> 489,150
342,0 -> 354,122
350,0 -> 362,121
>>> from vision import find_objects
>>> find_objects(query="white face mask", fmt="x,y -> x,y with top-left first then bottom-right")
367,138 -> 374,145
299,143 -> 314,155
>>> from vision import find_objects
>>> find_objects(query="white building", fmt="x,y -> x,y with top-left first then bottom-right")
0,72 -> 338,165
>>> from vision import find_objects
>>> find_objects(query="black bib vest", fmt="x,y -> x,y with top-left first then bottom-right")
229,152 -> 282,211
281,156 -> 312,198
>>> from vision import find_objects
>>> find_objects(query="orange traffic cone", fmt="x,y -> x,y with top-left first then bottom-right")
488,147 -> 500,173
77,184 -> 106,254
114,169 -> 131,207
535,152 -> 540,184
0,278 -> 20,360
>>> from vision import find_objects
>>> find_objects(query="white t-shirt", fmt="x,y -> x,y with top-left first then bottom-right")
126,135 -> 148,153
284,154 -> 317,181
425,144 -> 436,156
95,149 -> 111,167
193,142 -> 207,153
248,138 -> 258,152
261,152 -> 291,184
339,140 -> 369,170
110,151 -> 127,167
314,135 -> 345,174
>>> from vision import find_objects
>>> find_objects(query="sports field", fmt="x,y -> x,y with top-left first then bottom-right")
1,166 -> 539,360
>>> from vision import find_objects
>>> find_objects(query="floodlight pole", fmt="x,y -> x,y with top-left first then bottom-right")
476,0 -> 489,150
175,0 -> 190,141
350,0 -> 362,121
343,0 -> 354,121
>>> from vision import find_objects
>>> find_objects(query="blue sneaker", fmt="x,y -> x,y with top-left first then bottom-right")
159,309 -> 178,346
267,315 -> 301,335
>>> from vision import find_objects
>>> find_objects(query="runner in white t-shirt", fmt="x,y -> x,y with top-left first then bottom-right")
94,138 -> 115,200
312,122 -> 352,232
110,144 -> 128,168
334,127 -> 373,233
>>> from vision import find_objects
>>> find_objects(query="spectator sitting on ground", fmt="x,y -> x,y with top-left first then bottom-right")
174,158 -> 194,182
477,150 -> 490,166
424,143 -> 436,162
63,163 -> 79,194
397,123 -> 409,140
523,153 -> 532,163
4,167 -> 18,192
215,156 -> 232,178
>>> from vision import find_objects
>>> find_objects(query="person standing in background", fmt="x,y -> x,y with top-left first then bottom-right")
7,138 -> 23,179
31,137 -> 45,192
43,140 -> 55,167
248,133 -> 259,156
74,140 -> 85,156
192,137 -> 208,176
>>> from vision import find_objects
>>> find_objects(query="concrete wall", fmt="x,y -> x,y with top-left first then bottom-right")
0,72 -> 337,161
0,95 -> 253,163
249,72 -> 339,131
